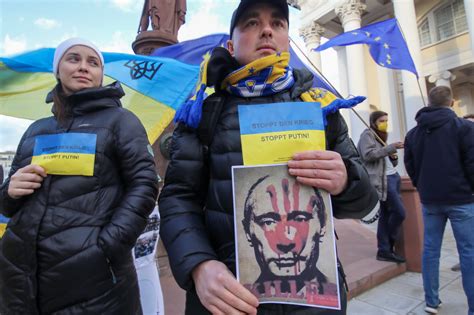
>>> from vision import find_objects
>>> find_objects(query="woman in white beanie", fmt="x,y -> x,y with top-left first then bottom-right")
0,38 -> 158,314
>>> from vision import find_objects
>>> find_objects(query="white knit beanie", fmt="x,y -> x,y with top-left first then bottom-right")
53,38 -> 104,77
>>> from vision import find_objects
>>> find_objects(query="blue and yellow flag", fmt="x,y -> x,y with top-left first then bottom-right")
239,102 -> 325,165
0,49 -> 199,144
31,133 -> 97,176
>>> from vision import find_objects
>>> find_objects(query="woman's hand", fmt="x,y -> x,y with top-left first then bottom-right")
391,141 -> 404,149
8,165 -> 47,199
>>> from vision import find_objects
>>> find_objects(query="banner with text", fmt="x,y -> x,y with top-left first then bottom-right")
31,133 -> 97,176
238,102 -> 325,165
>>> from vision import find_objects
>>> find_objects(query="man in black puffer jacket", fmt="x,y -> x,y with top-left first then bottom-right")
159,1 -> 378,314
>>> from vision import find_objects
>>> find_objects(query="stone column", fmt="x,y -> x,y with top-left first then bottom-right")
335,0 -> 369,145
464,0 -> 474,54
377,66 -> 408,175
392,1 -> 428,273
428,71 -> 456,88
392,0 -> 427,131
334,46 -> 352,134
299,21 -> 325,71
377,67 -> 403,140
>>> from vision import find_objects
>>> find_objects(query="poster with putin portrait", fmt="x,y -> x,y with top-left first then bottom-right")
232,164 -> 340,310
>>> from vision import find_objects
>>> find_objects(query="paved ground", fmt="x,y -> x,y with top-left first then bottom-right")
157,218 -> 408,315
156,219 -> 468,315
347,222 -> 469,315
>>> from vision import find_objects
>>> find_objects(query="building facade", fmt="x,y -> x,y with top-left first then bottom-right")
296,0 -> 473,173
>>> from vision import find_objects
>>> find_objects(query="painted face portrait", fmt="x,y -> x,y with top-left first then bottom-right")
243,175 -> 327,279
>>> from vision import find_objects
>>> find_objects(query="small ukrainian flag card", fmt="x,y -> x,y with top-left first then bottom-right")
31,133 -> 97,176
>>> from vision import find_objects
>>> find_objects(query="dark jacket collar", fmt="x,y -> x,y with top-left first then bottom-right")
290,68 -> 314,99
46,81 -> 125,117
415,106 -> 456,130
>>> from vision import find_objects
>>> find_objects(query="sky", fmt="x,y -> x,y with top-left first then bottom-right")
0,0 -> 339,151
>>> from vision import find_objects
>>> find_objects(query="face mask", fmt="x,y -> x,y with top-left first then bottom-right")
377,121 -> 388,132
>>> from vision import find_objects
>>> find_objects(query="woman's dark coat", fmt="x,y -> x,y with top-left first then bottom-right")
0,82 -> 158,314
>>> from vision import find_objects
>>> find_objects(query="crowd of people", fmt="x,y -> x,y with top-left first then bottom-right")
0,0 -> 472,314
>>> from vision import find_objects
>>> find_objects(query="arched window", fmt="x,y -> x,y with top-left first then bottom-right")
417,0 -> 468,47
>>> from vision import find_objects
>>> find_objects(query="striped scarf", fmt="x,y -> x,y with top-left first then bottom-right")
222,52 -> 294,98
174,48 -> 365,128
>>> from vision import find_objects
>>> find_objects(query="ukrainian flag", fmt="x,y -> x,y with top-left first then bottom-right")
0,48 -> 199,144
31,133 -> 97,176
239,102 -> 326,166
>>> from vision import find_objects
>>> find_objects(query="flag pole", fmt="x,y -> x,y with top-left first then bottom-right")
289,36 -> 388,145
395,19 -> 427,107
416,80 -> 428,107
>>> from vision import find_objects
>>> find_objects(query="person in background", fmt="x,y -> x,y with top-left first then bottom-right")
0,38 -> 158,314
357,111 -> 406,263
404,86 -> 473,315
450,112 -> 474,273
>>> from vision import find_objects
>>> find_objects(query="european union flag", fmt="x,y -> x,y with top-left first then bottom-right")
315,18 -> 418,77
152,33 -> 228,65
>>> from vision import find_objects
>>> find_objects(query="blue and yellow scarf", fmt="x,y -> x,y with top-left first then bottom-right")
222,52 -> 294,97
175,49 -> 365,128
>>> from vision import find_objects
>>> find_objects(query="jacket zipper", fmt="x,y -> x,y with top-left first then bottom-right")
105,257 -> 117,284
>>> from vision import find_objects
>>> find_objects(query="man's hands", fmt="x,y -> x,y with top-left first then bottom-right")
7,165 -> 47,199
192,260 -> 259,315
288,150 -> 348,195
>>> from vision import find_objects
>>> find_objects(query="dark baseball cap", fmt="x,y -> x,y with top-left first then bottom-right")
229,0 -> 289,38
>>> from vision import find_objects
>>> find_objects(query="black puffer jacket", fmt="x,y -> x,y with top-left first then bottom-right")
0,82 -> 158,314
159,69 -> 378,294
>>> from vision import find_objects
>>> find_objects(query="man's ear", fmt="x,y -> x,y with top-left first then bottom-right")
450,99 -> 455,107
227,39 -> 235,56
